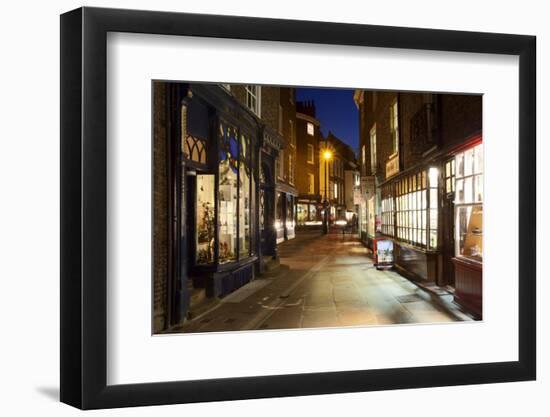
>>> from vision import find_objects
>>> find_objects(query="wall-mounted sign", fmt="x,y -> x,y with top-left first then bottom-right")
386,154 -> 400,179
361,176 -> 375,198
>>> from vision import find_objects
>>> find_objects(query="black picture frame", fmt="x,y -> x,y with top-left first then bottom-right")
60,6 -> 536,410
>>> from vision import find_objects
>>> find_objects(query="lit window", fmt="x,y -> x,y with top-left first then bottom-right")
307,122 -> 314,136
390,169 -> 436,249
370,125 -> 377,174
390,99 -> 399,155
455,143 -> 483,262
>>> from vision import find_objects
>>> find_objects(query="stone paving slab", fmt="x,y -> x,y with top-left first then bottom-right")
178,231 -> 472,334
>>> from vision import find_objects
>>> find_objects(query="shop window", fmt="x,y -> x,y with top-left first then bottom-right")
239,134 -> 251,258
395,170 -> 429,248
286,195 -> 294,229
381,184 -> 394,236
259,188 -> 265,231
428,167 -> 439,249
275,192 -> 284,232
196,175 -> 215,264
360,201 -> 367,236
309,204 -> 317,221
455,143 -> 483,261
445,159 -> 456,194
218,123 -> 239,263
297,203 -> 307,226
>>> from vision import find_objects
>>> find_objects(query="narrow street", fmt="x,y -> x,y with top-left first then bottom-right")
179,231 -> 472,333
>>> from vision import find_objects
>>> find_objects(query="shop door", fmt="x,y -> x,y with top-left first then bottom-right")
260,185 -> 275,256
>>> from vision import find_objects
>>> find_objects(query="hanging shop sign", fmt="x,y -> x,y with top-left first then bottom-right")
386,154 -> 400,179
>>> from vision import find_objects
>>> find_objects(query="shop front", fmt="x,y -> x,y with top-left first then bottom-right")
274,186 -> 298,243
379,166 -> 440,283
449,137 -> 483,318
296,199 -> 323,227
156,83 -> 281,327
373,134 -> 483,317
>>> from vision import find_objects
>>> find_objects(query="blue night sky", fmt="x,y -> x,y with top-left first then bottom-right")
296,87 -> 359,152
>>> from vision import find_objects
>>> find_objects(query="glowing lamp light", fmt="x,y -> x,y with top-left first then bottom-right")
323,150 -> 333,160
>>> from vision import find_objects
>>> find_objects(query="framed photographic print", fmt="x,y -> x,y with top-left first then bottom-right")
60,6 -> 536,409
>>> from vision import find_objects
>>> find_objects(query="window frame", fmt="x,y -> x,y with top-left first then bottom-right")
245,84 -> 261,116
307,144 -> 314,164
370,124 -> 377,174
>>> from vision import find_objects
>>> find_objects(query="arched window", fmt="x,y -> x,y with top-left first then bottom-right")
184,135 -> 207,164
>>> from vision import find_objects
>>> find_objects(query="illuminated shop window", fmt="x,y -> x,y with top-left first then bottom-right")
455,143 -> 483,262
381,185 -> 394,237
239,134 -> 251,257
395,170 -> 428,248
445,158 -> 456,194
196,174 -> 215,264
218,123 -> 239,263
428,167 -> 439,249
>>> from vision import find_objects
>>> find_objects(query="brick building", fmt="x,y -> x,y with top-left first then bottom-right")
354,90 -> 483,317
320,131 -> 359,223
230,85 -> 298,243
295,101 -> 323,226
153,82 -> 284,333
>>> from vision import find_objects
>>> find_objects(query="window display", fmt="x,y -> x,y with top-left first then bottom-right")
196,175 -> 215,264
454,143 -> 483,262
428,167 -> 438,249
239,134 -> 251,257
218,123 -> 238,263
456,205 -> 483,261
381,184 -> 394,236
395,170 -> 429,247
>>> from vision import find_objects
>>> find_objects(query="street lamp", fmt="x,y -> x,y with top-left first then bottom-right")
322,149 -> 333,235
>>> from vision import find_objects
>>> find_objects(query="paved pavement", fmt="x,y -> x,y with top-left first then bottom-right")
179,230 -> 472,333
